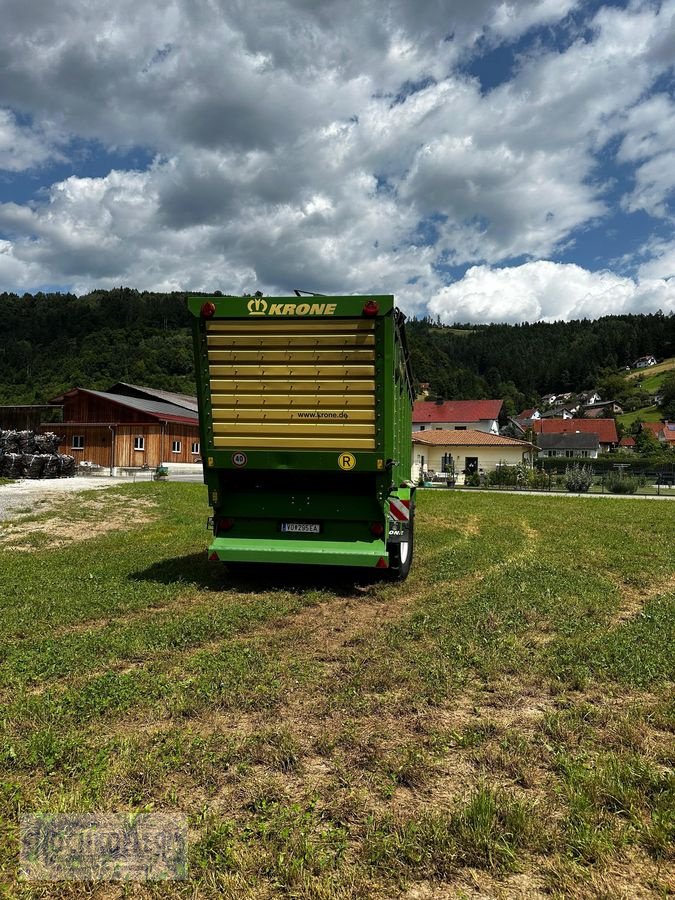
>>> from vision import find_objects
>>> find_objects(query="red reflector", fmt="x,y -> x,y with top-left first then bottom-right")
363,300 -> 379,317
208,551 -> 219,561
218,518 -> 234,531
370,522 -> 384,536
201,301 -> 216,318
375,556 -> 388,568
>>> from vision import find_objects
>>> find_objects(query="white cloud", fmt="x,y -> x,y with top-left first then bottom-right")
0,0 -> 674,317
427,261 -> 675,324
0,109 -> 61,172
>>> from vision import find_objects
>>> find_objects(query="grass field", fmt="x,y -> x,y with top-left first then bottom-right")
0,484 -> 673,898
617,405 -> 664,429
627,358 -> 675,383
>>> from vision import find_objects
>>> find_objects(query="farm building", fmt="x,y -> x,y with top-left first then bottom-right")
42,385 -> 200,473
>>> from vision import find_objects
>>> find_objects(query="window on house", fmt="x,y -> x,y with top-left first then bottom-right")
580,450 -> 589,458
455,426 -> 466,430
71,435 -> 84,450
171,440 -> 181,453
134,436 -> 145,451
565,450 -> 574,458
419,425 -> 425,431
191,442 -> 200,454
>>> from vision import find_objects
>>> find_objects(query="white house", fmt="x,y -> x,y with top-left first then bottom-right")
413,400 -> 503,435
634,356 -> 657,369
412,429 -> 534,483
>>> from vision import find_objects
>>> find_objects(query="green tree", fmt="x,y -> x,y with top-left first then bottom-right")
635,426 -> 662,455
659,373 -> 675,420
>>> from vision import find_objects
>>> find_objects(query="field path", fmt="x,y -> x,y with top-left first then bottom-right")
0,476 -> 119,522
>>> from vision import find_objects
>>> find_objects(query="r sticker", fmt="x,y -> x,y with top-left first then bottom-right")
338,452 -> 356,471
232,452 -> 248,467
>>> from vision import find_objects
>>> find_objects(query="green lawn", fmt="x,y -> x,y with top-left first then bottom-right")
627,357 -> 675,382
1,485 -> 673,897
617,405 -> 664,429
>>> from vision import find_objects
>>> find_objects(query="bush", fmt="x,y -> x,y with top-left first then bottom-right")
488,465 -> 519,486
604,475 -> 638,494
564,464 -> 594,493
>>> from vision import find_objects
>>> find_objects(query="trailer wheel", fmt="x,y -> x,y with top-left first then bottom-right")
387,502 -> 415,581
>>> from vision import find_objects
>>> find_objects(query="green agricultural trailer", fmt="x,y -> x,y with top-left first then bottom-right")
187,294 -> 416,578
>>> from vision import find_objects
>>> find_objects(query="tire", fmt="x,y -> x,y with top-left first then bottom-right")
387,502 -> 414,581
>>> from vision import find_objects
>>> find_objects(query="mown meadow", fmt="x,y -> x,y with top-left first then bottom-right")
0,484 -> 673,898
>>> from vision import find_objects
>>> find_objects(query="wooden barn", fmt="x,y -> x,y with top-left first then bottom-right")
43,384 -> 200,473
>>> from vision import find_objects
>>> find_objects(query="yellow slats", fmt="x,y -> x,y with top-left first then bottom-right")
209,380 -> 376,393
213,422 -> 375,437
209,365 -> 375,378
206,317 -> 379,451
209,393 -> 375,407
207,334 -> 375,347
207,320 -> 375,333
207,349 -> 374,363
212,408 -> 376,422
214,436 -> 376,450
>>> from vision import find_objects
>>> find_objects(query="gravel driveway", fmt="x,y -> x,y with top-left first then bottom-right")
0,477 -> 121,522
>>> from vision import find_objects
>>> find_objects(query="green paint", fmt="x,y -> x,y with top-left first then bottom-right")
188,295 -> 415,569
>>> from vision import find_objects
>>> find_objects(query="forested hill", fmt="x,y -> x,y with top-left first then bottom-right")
1,289 -> 673,413
406,314 -> 674,414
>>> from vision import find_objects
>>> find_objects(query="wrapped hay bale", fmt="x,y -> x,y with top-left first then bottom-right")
43,455 -> 62,478
22,453 -> 46,478
3,431 -> 20,453
2,453 -> 23,478
59,454 -> 76,477
35,432 -> 63,454
18,431 -> 37,454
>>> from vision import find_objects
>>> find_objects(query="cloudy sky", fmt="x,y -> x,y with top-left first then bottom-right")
1,0 -> 674,322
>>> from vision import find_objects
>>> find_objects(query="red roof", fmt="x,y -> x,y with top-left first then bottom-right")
413,400 -> 503,423
619,436 -> 636,446
531,418 -> 618,443
413,429 -> 532,447
642,422 -> 675,443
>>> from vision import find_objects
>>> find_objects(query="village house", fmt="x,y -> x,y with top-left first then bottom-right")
413,399 -> 503,434
633,355 -> 657,369
530,418 -> 619,454
537,432 -> 600,459
641,421 -> 675,447
412,429 -> 533,483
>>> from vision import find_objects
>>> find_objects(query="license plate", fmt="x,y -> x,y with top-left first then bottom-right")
280,522 -> 321,534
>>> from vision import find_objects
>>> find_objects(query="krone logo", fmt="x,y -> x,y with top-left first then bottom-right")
247,297 -> 268,315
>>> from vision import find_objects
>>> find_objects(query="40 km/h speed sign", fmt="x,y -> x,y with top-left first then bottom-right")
232,452 -> 248,467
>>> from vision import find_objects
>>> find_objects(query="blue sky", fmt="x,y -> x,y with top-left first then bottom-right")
0,0 -> 674,323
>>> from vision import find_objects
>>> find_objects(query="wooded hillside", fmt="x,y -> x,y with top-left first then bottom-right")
2,289 -> 673,415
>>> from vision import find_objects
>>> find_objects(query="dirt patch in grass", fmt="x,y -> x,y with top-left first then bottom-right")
612,572 -> 675,624
256,588 -> 419,661
0,495 -> 158,550
417,511 -> 481,536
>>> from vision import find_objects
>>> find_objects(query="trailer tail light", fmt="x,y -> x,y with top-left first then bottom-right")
201,301 -> 216,318
208,551 -> 219,561
217,517 -> 234,532
362,299 -> 379,317
370,522 -> 384,536
375,556 -> 388,568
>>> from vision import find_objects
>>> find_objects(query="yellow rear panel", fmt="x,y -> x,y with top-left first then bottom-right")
207,319 -> 377,450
